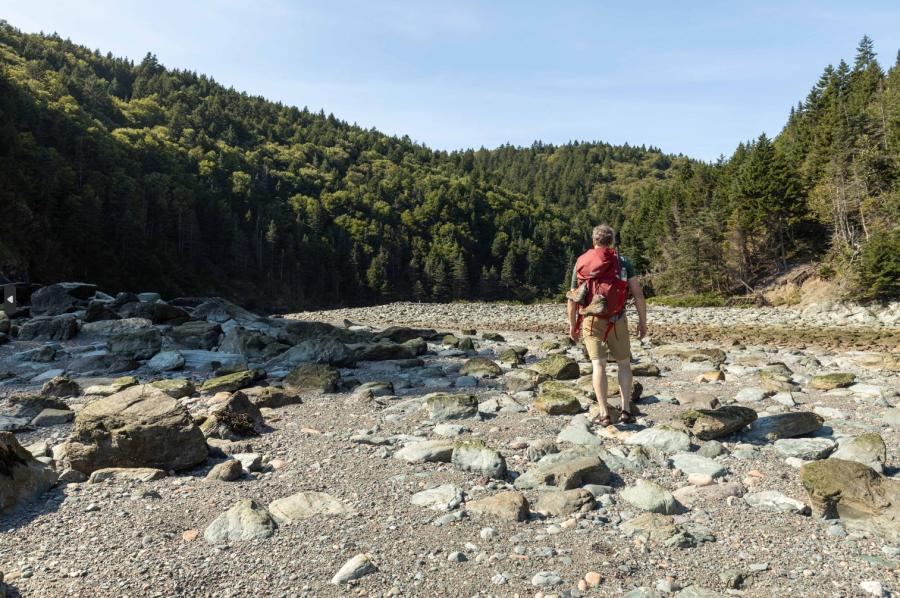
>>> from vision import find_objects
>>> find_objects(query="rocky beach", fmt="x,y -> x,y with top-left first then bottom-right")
1,285 -> 898,597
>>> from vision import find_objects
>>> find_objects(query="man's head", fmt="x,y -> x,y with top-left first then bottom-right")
592,224 -> 615,247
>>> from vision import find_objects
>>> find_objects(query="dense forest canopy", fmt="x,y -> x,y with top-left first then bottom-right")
0,23 -> 897,308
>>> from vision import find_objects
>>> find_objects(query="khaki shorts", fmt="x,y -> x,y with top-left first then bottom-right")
582,315 -> 631,362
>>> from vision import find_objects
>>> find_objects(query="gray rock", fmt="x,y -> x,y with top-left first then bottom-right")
556,415 -> 602,446
831,434 -> 887,472
268,491 -> 351,523
424,393 -> 478,420
264,338 -> 355,368
744,491 -> 809,514
531,571 -> 563,587
79,317 -> 153,340
451,441 -> 507,478
30,408 -> 74,427
620,480 -> 680,514
232,452 -> 262,472
734,387 -> 767,403
331,553 -> 377,585
203,499 -> 276,543
29,282 -> 96,316
625,426 -> 691,453
169,321 -> 223,350
746,412 -> 824,441
410,484 -> 465,511
147,351 -> 185,372
0,432 -> 58,513
107,328 -> 162,360
669,453 -> 726,478
697,440 -> 726,458
774,438 -> 836,460
393,440 -> 455,463
205,459 -> 243,481
18,315 -> 79,341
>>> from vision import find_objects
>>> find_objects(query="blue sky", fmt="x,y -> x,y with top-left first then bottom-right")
2,0 -> 899,161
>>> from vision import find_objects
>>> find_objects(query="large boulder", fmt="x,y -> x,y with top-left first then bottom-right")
29,282 -> 96,316
18,315 -> 79,341
800,459 -> 900,542
678,406 -> 757,440
107,328 -> 162,360
57,384 -> 208,474
530,355 -> 580,380
746,412 -> 824,441
263,338 -> 355,368
0,432 -> 58,513
169,321 -> 223,350
218,326 -> 284,360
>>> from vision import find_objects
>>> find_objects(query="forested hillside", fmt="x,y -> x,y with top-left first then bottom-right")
0,22 -> 897,308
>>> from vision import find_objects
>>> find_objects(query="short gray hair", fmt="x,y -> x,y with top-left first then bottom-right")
592,225 -> 614,247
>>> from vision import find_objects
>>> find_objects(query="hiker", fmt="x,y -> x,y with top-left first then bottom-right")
566,224 -> 647,425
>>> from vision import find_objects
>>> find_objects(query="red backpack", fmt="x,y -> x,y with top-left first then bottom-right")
574,247 -> 629,340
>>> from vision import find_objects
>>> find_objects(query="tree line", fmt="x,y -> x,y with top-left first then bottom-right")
0,23 -> 896,308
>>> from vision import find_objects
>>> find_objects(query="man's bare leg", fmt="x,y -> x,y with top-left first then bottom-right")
591,358 -> 609,421
617,358 -> 633,414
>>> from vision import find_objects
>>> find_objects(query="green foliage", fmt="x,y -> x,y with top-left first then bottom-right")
856,230 -> 900,301
0,24 -> 896,305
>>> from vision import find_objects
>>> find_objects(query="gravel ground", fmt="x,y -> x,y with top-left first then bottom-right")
2,303 -> 899,598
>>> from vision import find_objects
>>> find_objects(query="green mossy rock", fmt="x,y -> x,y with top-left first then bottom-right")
810,372 -> 856,390
284,363 -> 340,392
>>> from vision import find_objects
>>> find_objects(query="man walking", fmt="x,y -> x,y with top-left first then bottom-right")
567,225 -> 647,425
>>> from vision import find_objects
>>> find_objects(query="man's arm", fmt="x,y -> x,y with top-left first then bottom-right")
628,276 -> 648,339
567,299 -> 579,341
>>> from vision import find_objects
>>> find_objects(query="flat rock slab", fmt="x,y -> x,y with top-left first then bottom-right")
88,467 -> 166,483
625,426 -> 691,453
514,456 -> 610,490
744,491 -> 809,514
393,440 -> 454,463
774,438 -> 836,460
669,453 -> 727,478
410,484 -> 465,512
746,412 -> 824,441
268,491 -> 352,523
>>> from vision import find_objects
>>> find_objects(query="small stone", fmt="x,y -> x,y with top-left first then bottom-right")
531,571 -> 563,587
584,571 -> 602,587
331,553 -> 377,585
